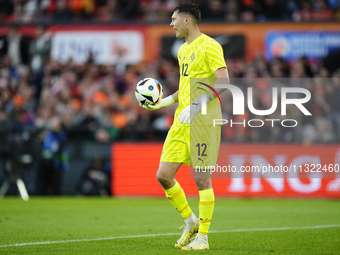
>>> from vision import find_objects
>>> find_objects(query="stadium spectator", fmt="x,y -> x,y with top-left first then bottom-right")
77,156 -> 110,196
37,115 -> 68,195
258,0 -> 286,21
0,25 -> 31,67
0,0 -> 14,22
53,0 -> 74,22
1,0 -> 339,22
142,0 -> 170,22
68,0 -> 95,20
239,0 -> 258,22
12,0 -> 38,23
29,25 -> 51,73
8,95 -> 34,136
202,0 -> 225,21
29,25 -> 51,102
225,0 -> 240,22
293,0 -> 335,21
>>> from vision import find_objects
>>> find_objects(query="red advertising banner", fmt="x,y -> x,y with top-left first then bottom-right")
112,143 -> 340,198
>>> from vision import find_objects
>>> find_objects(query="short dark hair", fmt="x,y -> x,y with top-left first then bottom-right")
173,2 -> 201,25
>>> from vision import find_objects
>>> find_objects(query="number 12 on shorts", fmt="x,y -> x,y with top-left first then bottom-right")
196,143 -> 207,157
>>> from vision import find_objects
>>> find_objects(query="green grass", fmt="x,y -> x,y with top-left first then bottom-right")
0,197 -> 339,254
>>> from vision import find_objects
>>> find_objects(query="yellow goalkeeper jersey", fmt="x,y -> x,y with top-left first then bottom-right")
174,33 -> 227,126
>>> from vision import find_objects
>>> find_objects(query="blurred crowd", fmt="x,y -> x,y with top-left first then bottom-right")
0,0 -> 339,23
0,24 -> 340,147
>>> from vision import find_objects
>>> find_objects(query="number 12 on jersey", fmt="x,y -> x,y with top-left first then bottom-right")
181,63 -> 188,76
196,143 -> 207,157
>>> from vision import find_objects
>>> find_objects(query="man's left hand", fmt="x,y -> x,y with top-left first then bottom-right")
178,103 -> 201,124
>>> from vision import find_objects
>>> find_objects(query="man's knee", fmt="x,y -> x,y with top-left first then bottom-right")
195,178 -> 212,190
156,170 -> 170,185
156,162 -> 181,189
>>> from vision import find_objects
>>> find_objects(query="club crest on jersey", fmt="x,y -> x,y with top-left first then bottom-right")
190,53 -> 196,61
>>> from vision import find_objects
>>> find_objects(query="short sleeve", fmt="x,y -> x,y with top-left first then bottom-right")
204,41 -> 227,73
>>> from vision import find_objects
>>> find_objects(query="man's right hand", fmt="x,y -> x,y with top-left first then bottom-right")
141,95 -> 175,111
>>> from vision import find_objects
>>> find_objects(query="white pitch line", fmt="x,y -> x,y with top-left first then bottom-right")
0,224 -> 339,249
209,224 -> 340,233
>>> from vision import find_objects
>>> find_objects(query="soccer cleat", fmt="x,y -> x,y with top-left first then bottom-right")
181,234 -> 209,250
174,218 -> 199,249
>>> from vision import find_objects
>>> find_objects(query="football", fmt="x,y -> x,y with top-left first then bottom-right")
135,78 -> 163,106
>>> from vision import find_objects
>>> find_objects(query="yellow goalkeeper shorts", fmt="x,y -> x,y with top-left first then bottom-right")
161,125 -> 191,166
190,124 -> 221,169
160,124 -> 221,167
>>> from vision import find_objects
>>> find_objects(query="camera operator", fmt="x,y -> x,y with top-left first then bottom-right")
37,116 -> 68,195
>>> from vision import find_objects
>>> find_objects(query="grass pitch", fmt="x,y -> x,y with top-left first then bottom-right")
0,197 -> 339,254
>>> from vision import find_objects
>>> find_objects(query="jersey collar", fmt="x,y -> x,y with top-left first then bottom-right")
186,33 -> 204,47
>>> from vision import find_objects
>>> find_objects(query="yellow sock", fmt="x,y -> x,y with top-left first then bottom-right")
198,189 -> 215,235
164,181 -> 193,220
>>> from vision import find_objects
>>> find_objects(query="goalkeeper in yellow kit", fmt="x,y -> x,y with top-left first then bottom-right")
142,2 -> 229,250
